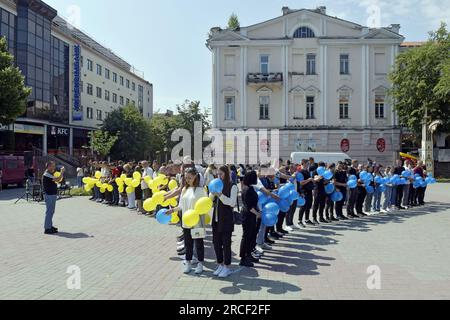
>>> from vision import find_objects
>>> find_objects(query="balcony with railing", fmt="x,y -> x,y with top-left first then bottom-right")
247,73 -> 283,85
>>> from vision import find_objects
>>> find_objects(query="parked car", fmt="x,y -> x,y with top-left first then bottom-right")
0,155 -> 26,188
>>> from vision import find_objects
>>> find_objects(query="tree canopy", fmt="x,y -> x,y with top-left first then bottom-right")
227,13 -> 240,30
389,23 -> 450,134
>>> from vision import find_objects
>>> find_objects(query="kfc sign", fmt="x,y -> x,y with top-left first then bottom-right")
50,126 -> 70,136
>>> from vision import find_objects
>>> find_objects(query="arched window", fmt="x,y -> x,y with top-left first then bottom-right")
293,26 -> 315,38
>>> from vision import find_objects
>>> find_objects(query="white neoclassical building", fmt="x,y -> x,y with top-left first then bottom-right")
207,6 -> 405,165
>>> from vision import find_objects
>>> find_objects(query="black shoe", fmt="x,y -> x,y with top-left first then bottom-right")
177,250 -> 186,256
51,227 -> 58,232
331,217 -> 340,222
44,229 -> 57,235
339,216 -> 349,220
305,220 -> 315,226
249,256 -> 259,263
240,259 -> 254,268
270,233 -> 281,239
279,230 -> 289,235
266,239 -> 275,245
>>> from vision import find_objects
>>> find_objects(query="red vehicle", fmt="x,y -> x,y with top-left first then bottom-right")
0,155 -> 26,188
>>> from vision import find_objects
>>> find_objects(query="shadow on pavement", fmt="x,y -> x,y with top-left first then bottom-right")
52,232 -> 93,239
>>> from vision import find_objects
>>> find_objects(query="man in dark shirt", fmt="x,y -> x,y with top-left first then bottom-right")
393,159 -> 406,209
346,159 -> 359,218
298,159 -> 315,227
42,161 -> 64,234
334,163 -> 349,220
312,162 -> 327,224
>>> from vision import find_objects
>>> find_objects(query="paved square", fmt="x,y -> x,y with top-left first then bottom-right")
1,184 -> 449,300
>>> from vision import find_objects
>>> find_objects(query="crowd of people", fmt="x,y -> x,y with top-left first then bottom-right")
43,156 -> 432,277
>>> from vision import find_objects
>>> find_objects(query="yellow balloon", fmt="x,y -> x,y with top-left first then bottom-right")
126,186 -> 135,194
152,191 -> 165,205
133,172 -> 142,181
102,183 -> 108,189
118,185 -> 124,193
82,177 -> 90,184
120,174 -> 127,181
144,176 -> 152,185
115,178 -> 123,185
107,185 -> 113,192
153,176 -> 164,186
131,179 -> 140,188
96,181 -> 102,188
204,214 -> 212,225
169,198 -> 178,207
143,198 -> 157,212
95,171 -> 102,179
182,210 -> 200,228
124,178 -> 133,186
195,197 -> 213,215
84,184 -> 92,192
161,178 -> 169,186
168,179 -> 178,191
100,187 -> 106,193
171,213 -> 180,224
54,172 -> 61,178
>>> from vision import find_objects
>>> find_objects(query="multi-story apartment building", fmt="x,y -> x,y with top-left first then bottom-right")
207,6 -> 405,164
0,0 -> 153,158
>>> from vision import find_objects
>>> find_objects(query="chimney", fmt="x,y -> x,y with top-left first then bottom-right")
389,24 -> 400,34
210,27 -> 221,34
282,6 -> 290,15
316,6 -> 326,15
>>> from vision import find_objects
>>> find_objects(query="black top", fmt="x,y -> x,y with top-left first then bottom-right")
300,169 -> 314,192
394,166 -> 405,176
241,186 -> 258,217
312,168 -> 326,193
334,170 -> 348,184
348,167 -> 357,176
42,171 -> 57,195
212,184 -> 235,233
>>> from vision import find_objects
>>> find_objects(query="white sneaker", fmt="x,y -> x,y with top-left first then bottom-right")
218,266 -> 232,278
213,265 -> 224,276
183,262 -> 192,274
255,246 -> 264,254
380,209 -> 387,213
291,224 -> 301,230
191,257 -> 199,265
177,240 -> 184,246
195,262 -> 203,274
285,226 -> 294,232
176,245 -> 185,251
261,243 -> 272,250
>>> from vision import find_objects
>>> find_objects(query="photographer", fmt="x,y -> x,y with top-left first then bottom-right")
42,162 -> 65,235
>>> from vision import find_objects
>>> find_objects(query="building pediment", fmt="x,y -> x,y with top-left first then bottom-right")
362,28 -> 403,40
210,30 -> 249,42
221,86 -> 239,93
290,86 -> 306,93
304,85 -> 321,93
256,86 -> 273,94
337,85 -> 354,93
372,85 -> 389,92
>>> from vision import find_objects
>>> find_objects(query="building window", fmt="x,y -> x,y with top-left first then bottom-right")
120,76 -> 124,86
259,96 -> 269,120
375,95 -> 385,119
113,93 -> 117,103
306,54 -> 316,75
87,107 -> 93,119
126,79 -> 130,88
80,56 -> 84,68
260,55 -> 269,74
138,85 -> 144,108
293,26 -> 315,38
80,81 -> 83,93
120,96 -> 124,105
225,96 -> 235,120
340,54 -> 349,75
105,68 -> 110,79
96,87 -> 102,98
87,59 -> 93,71
339,94 -> 349,119
126,98 -> 130,105
375,53 -> 387,75
96,64 -> 102,76
96,109 -> 102,121
306,96 -> 315,119
87,83 -> 93,95
132,82 -> 135,91
105,90 -> 110,101
113,72 -> 117,83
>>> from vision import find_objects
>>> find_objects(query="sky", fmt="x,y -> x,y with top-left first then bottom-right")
44,0 -> 449,113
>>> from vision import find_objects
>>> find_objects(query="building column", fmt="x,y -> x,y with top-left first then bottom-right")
69,127 -> 73,156
240,46 -> 246,128
282,45 -> 289,127
43,124 -> 48,155
321,45 -> 328,126
361,45 -> 369,128
212,47 -> 218,128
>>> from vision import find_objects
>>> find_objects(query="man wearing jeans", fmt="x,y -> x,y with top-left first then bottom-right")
42,161 -> 64,235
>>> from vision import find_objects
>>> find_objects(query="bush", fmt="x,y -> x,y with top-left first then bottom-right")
69,187 -> 92,197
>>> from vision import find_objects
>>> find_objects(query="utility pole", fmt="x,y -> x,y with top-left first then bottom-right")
421,106 -> 442,176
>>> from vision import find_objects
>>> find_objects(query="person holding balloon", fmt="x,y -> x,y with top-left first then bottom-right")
298,159 -> 315,227
334,162 -> 349,220
165,167 -> 207,274
363,165 -> 375,214
346,160 -> 360,218
312,162 -> 328,224
355,165 -> 368,217
413,161 -> 426,206
324,163 -> 338,222
209,166 -> 238,278
393,159 -> 406,210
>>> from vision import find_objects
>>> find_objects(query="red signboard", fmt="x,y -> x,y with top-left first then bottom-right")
377,138 -> 386,153
340,139 -> 350,153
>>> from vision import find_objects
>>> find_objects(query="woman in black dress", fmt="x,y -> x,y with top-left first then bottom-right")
239,171 -> 261,267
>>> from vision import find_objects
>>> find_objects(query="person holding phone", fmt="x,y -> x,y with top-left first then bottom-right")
42,161 -> 64,235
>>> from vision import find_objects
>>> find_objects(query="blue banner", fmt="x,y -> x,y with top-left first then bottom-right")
73,44 -> 82,121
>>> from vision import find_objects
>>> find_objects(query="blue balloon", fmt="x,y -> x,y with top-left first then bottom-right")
366,185 -> 374,194
420,180 -> 427,188
374,176 -> 383,184
274,177 -> 280,185
257,191 -> 268,207
297,196 -> 306,207
263,202 -> 280,216
156,209 -> 172,225
278,199 -> 291,212
262,212 -> 278,227
347,180 -> 357,189
360,171 -> 368,180
349,175 -> 357,181
428,173 -> 433,178
323,170 -> 333,180
286,182 -> 296,191
208,178 -> 224,194
317,167 -> 326,176
288,190 -> 300,202
378,185 -> 386,193
296,172 -> 304,182
413,182 -> 420,189
278,185 -> 291,199
325,183 -> 335,194
331,192 -> 343,202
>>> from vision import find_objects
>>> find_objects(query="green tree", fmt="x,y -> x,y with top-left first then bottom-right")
89,130 -> 118,159
389,23 -> 450,134
227,13 -> 240,30
101,104 -> 152,160
0,36 -> 31,125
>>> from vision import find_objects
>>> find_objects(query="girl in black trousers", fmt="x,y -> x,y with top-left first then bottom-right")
210,166 -> 238,278
239,171 -> 261,268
